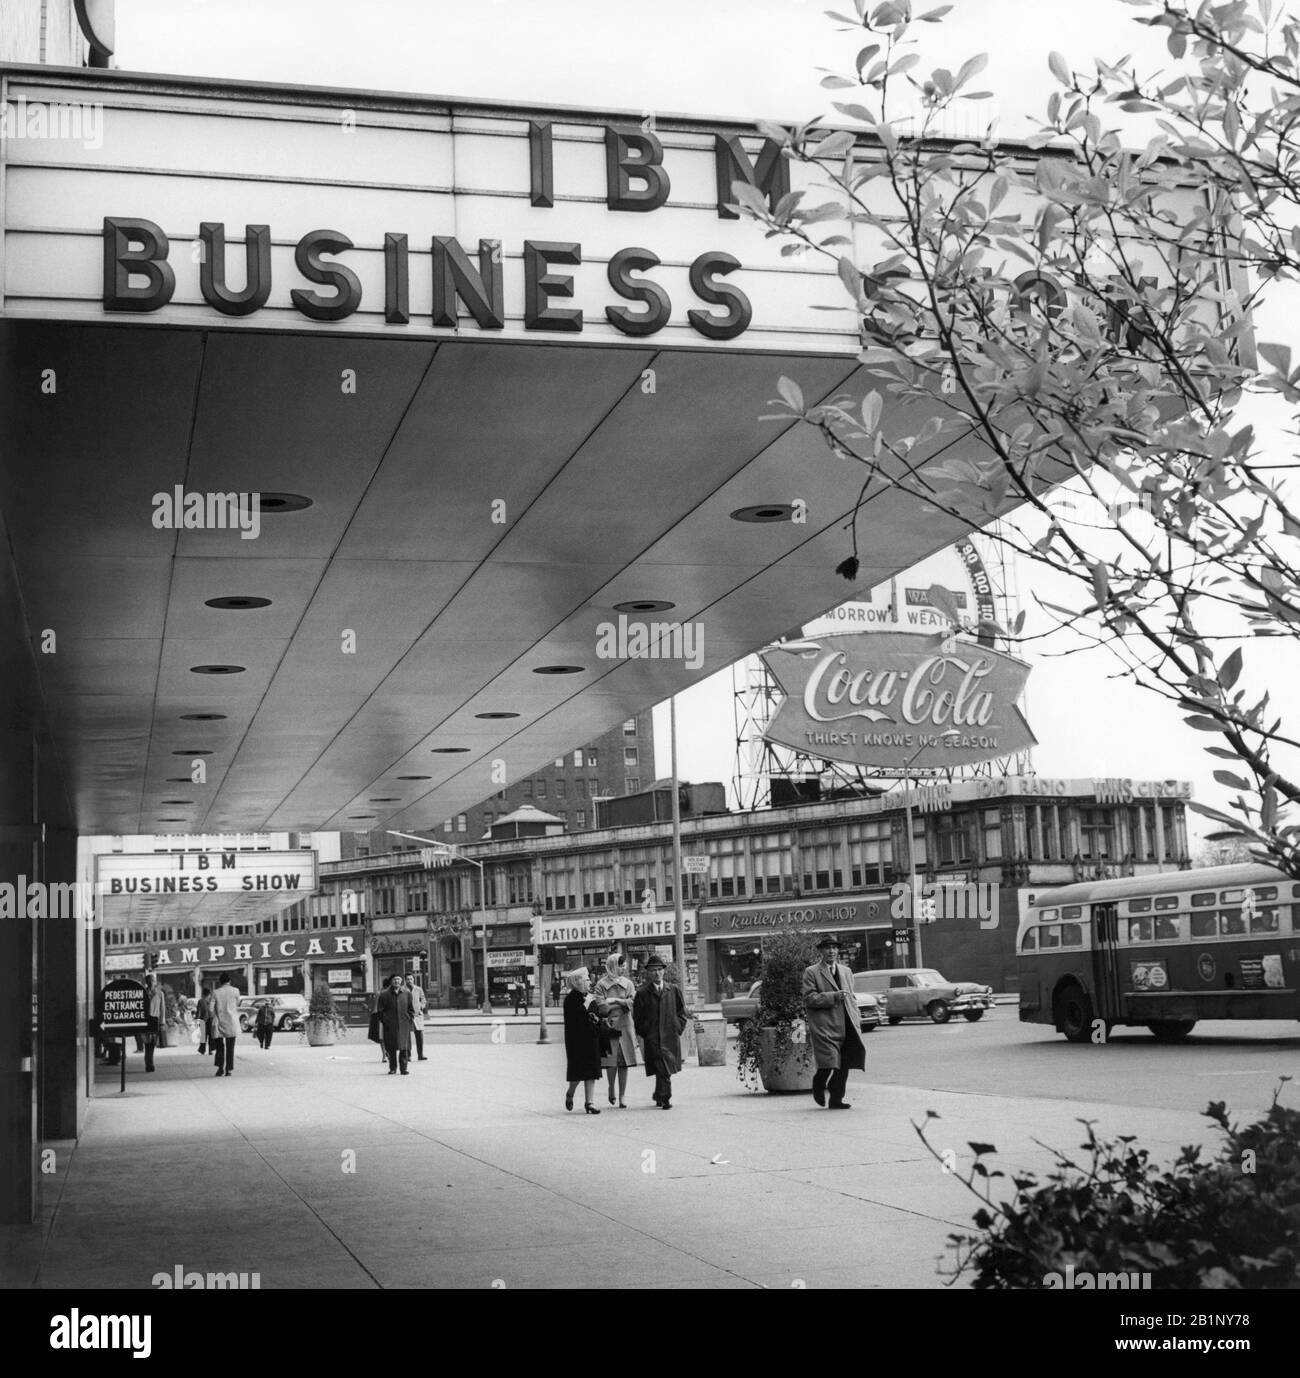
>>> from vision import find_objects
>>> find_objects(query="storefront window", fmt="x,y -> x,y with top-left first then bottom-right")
707,836 -> 748,899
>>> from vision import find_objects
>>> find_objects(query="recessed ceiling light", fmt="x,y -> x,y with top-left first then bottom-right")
165,777 -> 193,784
258,493 -> 313,513
396,774 -> 431,781
347,814 -> 375,820
431,746 -> 471,754
613,599 -> 676,613
369,797 -> 400,803
532,665 -> 585,675
161,799 -> 191,805
157,817 -> 186,823
731,504 -> 795,523
190,664 -> 245,675
179,713 -> 227,721
474,711 -> 520,720
172,749 -> 213,756
205,596 -> 271,610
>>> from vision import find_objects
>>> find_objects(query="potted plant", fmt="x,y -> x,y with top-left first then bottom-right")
306,984 -> 343,1047
735,927 -> 818,1093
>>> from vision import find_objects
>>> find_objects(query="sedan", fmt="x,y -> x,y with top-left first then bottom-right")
720,980 -> 882,1032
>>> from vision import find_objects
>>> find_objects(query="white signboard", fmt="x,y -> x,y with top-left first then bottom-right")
541,911 -> 697,946
104,952 -> 143,972
97,850 -> 318,896
682,856 -> 711,875
487,949 -> 527,968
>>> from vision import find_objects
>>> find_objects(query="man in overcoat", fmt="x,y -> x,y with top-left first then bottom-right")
143,973 -> 167,1072
377,973 -> 415,1075
211,971 -> 240,1077
406,975 -> 428,1061
632,955 -> 688,1109
801,935 -> 866,1109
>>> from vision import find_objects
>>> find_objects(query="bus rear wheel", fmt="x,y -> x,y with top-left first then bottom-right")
1147,1020 -> 1196,1043
1055,986 -> 1094,1043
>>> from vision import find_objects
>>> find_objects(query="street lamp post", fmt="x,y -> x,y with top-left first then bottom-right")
897,731 -> 960,969
389,831 -> 493,1014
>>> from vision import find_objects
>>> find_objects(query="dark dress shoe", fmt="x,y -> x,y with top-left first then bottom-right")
812,1084 -> 826,1107
827,1101 -> 851,1110
660,1100 -> 672,1109
388,1069 -> 397,1075
417,1056 -> 428,1061
214,1069 -> 224,1077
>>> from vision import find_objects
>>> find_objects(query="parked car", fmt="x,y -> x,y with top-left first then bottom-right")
854,968 -> 993,1024
237,994 -> 308,1032
720,980 -> 882,1032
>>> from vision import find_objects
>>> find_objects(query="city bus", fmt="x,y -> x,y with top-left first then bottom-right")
1017,863 -> 1300,1042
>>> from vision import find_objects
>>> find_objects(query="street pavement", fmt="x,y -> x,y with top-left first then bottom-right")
5,1010 -> 1296,1290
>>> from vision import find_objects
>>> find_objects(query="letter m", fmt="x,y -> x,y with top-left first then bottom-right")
715,134 -> 790,219
207,1272 -> 239,1289
100,1317 -> 129,1346
1095,1272 -> 1129,1289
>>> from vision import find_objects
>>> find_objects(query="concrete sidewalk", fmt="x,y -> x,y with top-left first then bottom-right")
4,1033 -> 1213,1290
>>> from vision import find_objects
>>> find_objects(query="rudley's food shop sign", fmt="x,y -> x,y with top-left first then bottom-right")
762,631 -> 1035,769
96,851 -> 318,896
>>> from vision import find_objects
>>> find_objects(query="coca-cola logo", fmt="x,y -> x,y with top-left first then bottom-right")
761,631 -> 1035,770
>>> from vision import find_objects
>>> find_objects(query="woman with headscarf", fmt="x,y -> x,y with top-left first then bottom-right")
593,953 -> 638,1107
562,968 -> 602,1114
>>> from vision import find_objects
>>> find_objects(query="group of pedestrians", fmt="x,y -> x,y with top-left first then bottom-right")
563,954 -> 687,1113
373,973 -> 430,1074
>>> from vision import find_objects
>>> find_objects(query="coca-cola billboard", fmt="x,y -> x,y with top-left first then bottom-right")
761,631 -> 1035,769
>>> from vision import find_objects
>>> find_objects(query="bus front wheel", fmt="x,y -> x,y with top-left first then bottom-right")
1148,1020 -> 1196,1043
1055,987 -> 1094,1043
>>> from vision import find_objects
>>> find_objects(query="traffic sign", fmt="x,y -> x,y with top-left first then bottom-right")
892,929 -> 914,942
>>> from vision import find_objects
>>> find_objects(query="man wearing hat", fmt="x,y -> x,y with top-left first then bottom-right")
633,955 -> 688,1109
802,936 -> 866,1109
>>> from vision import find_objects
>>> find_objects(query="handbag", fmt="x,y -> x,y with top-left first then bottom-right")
367,1011 -> 382,1044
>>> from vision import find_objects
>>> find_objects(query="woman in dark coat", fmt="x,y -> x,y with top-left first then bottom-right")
562,968 -> 602,1114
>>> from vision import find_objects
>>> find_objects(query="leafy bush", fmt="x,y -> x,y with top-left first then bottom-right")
308,984 -> 342,1029
735,927 -> 818,1091
917,1079 -> 1299,1288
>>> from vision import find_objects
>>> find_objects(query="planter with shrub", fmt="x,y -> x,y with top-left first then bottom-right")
735,927 -> 818,1093
306,985 -> 344,1047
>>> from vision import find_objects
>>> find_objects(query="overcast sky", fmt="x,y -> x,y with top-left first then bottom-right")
111,0 -> 1299,843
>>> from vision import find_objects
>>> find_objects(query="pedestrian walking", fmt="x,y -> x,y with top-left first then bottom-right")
376,973 -> 415,1075
593,953 -> 637,1107
406,976 -> 428,1061
512,979 -> 528,1015
196,985 -> 213,1055
550,972 -> 561,1007
802,935 -> 865,1110
562,968 -> 602,1114
211,972 -> 240,1077
255,999 -> 275,1050
632,955 -> 687,1109
142,973 -> 167,1073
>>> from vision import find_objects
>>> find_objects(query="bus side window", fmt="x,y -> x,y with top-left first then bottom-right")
1127,917 -> 1153,943
1060,922 -> 1083,947
1154,916 -> 1179,942
1250,907 -> 1279,934
1021,928 -> 1038,952
1219,908 -> 1245,936
1190,912 -> 1217,938
1039,925 -> 1060,949
1191,892 -> 1215,908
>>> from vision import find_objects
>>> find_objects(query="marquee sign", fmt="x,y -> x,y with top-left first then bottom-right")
96,850 -> 318,896
762,631 -> 1035,769
142,928 -> 365,968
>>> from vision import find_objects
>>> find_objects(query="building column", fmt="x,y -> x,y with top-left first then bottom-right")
0,732 -> 39,1224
